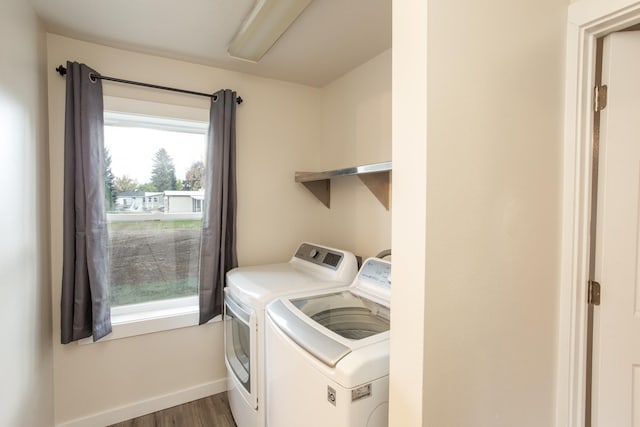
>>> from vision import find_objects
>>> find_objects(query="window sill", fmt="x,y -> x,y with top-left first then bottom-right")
78,296 -> 221,345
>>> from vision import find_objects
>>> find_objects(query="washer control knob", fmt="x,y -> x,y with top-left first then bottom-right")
309,248 -> 318,258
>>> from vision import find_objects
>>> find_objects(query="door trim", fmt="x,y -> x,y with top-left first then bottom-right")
558,1 -> 640,426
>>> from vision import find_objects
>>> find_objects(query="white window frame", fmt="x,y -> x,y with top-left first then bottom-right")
80,98 -> 215,344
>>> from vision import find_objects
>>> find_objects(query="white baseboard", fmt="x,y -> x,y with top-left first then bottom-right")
56,378 -> 228,427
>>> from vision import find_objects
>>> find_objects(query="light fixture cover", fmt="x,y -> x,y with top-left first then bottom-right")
228,0 -> 313,62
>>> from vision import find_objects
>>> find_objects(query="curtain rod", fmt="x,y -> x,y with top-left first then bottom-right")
55,65 -> 243,104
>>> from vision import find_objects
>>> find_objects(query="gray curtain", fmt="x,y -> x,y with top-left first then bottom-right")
61,61 -> 112,343
199,89 -> 238,324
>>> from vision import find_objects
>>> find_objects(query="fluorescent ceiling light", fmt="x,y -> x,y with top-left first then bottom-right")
228,0 -> 313,62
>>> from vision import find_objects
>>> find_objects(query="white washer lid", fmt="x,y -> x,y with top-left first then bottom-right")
267,293 -> 390,388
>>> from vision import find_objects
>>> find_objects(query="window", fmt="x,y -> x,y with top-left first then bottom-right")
193,198 -> 203,213
104,111 -> 208,309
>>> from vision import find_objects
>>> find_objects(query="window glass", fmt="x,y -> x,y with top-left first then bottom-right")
104,111 -> 207,307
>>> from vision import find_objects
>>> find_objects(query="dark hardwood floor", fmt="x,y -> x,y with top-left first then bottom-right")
108,392 -> 236,427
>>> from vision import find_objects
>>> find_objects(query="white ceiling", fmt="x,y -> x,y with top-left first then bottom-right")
31,0 -> 391,87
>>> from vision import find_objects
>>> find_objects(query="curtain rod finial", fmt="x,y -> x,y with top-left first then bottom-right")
56,65 -> 67,76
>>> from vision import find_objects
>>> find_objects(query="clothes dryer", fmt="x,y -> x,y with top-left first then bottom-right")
224,242 -> 358,427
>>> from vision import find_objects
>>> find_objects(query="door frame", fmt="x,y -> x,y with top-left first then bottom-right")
558,0 -> 640,426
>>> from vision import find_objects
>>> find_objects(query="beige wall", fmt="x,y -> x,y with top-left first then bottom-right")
46,34 -> 326,423
316,49 -> 392,259
390,0 -> 428,424
0,1 -> 53,426
391,0 -> 567,426
47,34 -> 391,423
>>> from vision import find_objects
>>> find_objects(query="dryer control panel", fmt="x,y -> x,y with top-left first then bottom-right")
294,243 -> 344,270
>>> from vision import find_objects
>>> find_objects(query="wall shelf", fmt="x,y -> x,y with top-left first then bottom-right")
295,161 -> 392,209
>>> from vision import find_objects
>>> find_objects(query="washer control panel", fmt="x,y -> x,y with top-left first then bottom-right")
358,258 -> 392,291
294,243 -> 344,270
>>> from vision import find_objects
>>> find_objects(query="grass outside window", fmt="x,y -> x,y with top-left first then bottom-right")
108,219 -> 202,307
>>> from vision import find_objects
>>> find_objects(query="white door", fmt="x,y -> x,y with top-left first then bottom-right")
593,31 -> 640,426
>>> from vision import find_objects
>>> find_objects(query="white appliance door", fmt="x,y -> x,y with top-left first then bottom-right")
268,299 -> 352,367
268,291 -> 390,368
291,290 -> 390,340
224,293 -> 258,409
593,30 -> 640,426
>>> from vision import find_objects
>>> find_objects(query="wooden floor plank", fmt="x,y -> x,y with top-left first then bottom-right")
155,401 -> 203,427
197,393 -> 235,427
107,392 -> 236,427
108,411 -> 155,427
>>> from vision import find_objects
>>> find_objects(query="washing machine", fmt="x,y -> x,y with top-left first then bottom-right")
224,242 -> 358,427
265,257 -> 391,427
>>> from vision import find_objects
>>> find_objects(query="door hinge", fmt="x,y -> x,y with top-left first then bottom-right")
594,85 -> 608,112
588,280 -> 601,306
